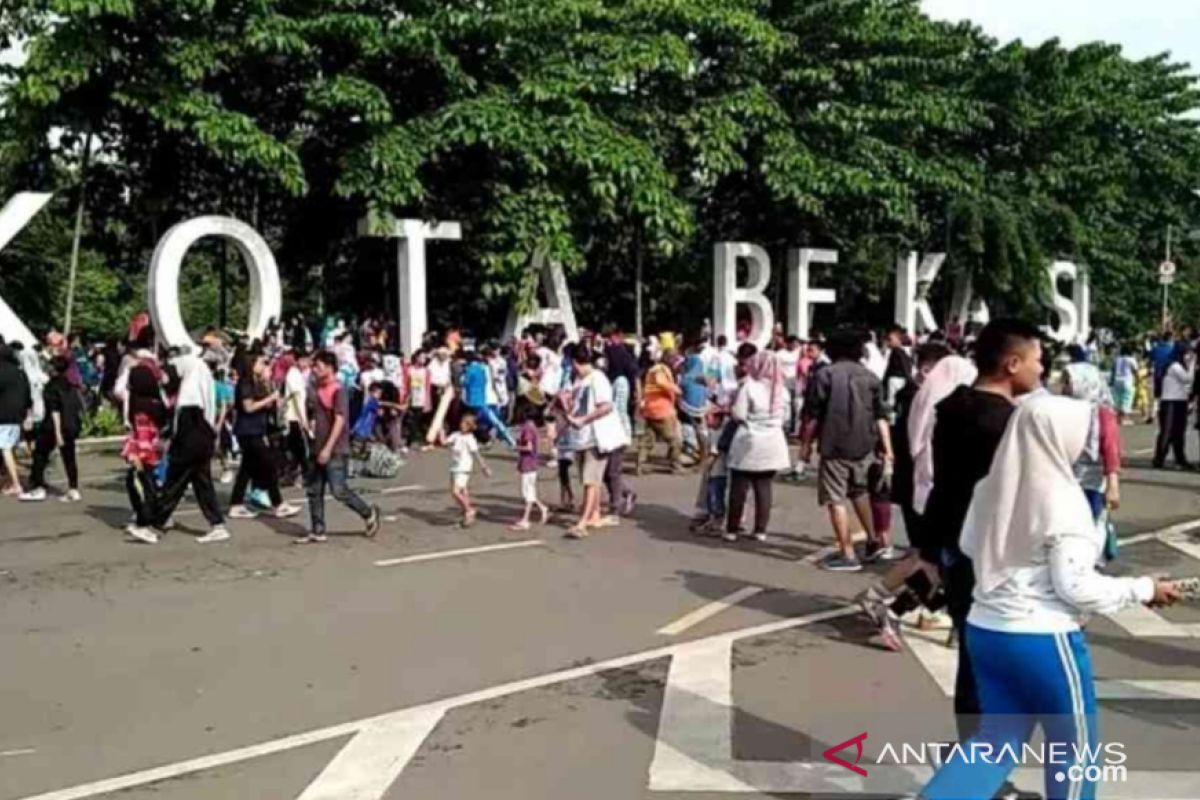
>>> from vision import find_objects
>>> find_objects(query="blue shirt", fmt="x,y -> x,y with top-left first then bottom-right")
1151,342 -> 1176,379
352,396 -> 379,440
461,362 -> 488,408
680,356 -> 709,413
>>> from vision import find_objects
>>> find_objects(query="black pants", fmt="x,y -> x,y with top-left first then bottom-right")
727,469 -> 773,534
231,434 -> 283,508
944,553 -> 980,742
604,447 -> 632,515
1154,399 -> 1190,467
126,466 -> 159,527
30,430 -> 78,490
155,442 -> 224,528
286,421 -> 310,476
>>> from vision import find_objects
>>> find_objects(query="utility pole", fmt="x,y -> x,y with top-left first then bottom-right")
63,130 -> 93,336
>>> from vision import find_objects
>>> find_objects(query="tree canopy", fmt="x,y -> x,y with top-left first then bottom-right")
2,0 -> 1199,338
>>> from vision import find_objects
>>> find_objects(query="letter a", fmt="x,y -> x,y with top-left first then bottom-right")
502,253 -> 580,343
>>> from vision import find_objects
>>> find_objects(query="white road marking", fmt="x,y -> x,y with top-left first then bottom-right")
657,587 -> 765,636
12,606 -> 857,800
1131,447 -> 1156,456
1,749 -> 36,757
1118,518 -> 1200,547
907,625 -> 1200,700
295,708 -> 444,800
380,484 -> 426,495
1106,604 -> 1192,638
374,539 -> 544,567
1161,531 -> 1200,563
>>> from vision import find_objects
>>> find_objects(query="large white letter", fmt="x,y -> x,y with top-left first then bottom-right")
893,252 -> 944,336
1042,261 -> 1090,344
0,192 -> 54,346
714,243 -> 774,349
787,248 -> 837,341
502,252 -> 580,343
948,271 -> 990,329
359,213 -> 462,354
149,216 -> 283,350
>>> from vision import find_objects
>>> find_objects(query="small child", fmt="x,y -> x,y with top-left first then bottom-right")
512,407 -> 549,530
552,400 -> 577,512
447,412 -> 491,527
690,407 -> 730,535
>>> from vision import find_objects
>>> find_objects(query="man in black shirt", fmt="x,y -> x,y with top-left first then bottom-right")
920,320 -> 1044,747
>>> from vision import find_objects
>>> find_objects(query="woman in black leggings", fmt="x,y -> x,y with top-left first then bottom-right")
1153,342 -> 1193,470
228,352 -> 300,520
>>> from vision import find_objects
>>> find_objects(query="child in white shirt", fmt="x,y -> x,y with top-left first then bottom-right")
447,412 -> 491,527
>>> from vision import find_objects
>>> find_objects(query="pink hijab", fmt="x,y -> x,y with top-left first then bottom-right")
908,355 -> 978,514
747,351 -> 787,417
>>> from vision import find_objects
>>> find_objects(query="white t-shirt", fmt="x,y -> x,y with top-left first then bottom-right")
538,347 -> 562,396
429,359 -> 451,388
1162,362 -> 1194,401
572,369 -> 628,453
776,348 -> 800,384
359,367 -> 385,394
447,431 -> 479,474
284,366 -> 308,424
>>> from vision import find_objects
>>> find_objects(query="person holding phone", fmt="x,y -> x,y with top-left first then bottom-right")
228,351 -> 299,521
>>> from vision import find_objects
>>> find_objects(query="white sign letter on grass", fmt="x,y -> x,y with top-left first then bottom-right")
714,243 -> 774,349
359,214 -> 462,354
1042,261 -> 1091,344
149,216 -> 282,350
502,253 -> 580,343
893,252 -> 944,335
0,192 -> 54,346
948,271 -> 990,329
786,249 -> 837,341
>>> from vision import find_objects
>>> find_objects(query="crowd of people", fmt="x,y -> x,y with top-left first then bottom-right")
0,307 -> 1194,797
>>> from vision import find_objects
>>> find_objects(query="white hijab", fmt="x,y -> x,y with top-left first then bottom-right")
174,354 -> 217,430
960,394 -> 1094,594
908,356 -> 978,514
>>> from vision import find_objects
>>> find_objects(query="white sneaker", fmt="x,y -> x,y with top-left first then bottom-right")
219,470 -> 234,485
196,526 -> 230,543
60,489 -> 82,503
18,488 -> 47,502
228,505 -> 259,519
273,503 -> 301,519
126,526 -> 159,544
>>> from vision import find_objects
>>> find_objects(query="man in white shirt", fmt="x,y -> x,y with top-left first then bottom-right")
284,350 -> 311,481
565,349 -> 627,539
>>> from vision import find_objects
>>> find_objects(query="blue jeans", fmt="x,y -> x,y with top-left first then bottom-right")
706,475 -> 727,518
305,455 -> 372,534
921,625 -> 1098,800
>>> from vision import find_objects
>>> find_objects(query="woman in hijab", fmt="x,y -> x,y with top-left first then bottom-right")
1062,362 -> 1122,520
1152,341 -> 1193,469
919,394 -> 1179,800
151,352 -> 230,542
724,348 -> 790,543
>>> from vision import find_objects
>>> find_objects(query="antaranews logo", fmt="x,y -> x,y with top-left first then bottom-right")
823,732 -> 870,777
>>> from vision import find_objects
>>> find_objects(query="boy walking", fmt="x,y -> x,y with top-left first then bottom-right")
301,352 -> 380,543
448,412 -> 492,527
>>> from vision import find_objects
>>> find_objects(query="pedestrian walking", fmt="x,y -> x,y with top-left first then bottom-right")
724,347 -> 790,543
20,355 -> 83,502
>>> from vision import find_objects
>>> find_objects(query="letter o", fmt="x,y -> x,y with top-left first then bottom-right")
148,216 -> 282,350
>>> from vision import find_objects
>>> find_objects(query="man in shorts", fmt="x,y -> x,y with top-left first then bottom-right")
0,343 -> 32,495
800,331 -> 893,572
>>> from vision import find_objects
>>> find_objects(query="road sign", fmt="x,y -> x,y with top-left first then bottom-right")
1161,260 -> 1178,277
1162,273 -> 1177,285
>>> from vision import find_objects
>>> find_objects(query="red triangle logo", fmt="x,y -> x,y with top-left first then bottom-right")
822,732 -> 869,777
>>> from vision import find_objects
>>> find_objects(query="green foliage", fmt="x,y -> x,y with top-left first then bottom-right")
80,403 -> 124,438
1,0 -> 1198,338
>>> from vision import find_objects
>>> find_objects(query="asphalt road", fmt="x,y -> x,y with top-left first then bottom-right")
1,423 -> 1200,799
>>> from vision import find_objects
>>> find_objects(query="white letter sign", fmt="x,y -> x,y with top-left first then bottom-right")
787,248 -> 837,341
149,216 -> 283,350
0,192 -> 54,346
502,252 -> 580,343
714,243 -> 775,349
893,252 -> 944,336
1042,261 -> 1091,344
359,213 -> 462,354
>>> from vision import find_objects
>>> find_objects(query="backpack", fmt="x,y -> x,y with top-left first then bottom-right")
363,443 -> 403,478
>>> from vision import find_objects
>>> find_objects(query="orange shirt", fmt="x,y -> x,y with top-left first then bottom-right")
642,365 -> 680,421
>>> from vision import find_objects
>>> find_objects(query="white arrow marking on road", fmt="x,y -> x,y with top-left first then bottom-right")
657,587 -> 765,636
295,708 -> 444,800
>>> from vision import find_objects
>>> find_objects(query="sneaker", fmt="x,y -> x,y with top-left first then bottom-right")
752,532 -> 768,543
878,613 -> 904,653
856,586 -> 890,625
621,491 -> 637,517
295,532 -> 327,544
872,545 -> 905,562
229,505 -> 259,519
721,531 -> 741,543
595,515 -> 621,528
219,470 -> 234,485
862,540 -> 884,563
820,554 -> 863,573
126,526 -> 159,544
565,526 -> 590,539
510,520 -> 532,531
18,488 -> 46,502
364,505 -> 381,538
196,526 -> 231,543
273,503 -> 302,519
61,489 -> 82,503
